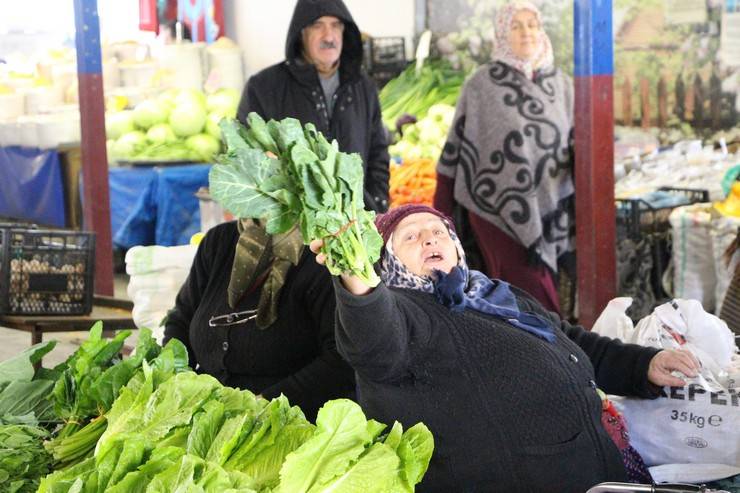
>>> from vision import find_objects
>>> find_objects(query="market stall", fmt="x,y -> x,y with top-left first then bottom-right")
0,0 -> 738,491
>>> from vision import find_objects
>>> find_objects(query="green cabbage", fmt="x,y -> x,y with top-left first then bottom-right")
105,111 -> 136,140
205,113 -> 224,140
185,133 -> 221,161
111,131 -> 147,159
169,103 -> 207,137
133,100 -> 169,130
175,88 -> 207,109
146,123 -> 177,144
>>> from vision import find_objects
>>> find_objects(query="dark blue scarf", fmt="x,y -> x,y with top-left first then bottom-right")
434,266 -> 556,343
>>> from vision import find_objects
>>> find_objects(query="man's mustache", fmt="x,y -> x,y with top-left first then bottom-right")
319,40 -> 338,49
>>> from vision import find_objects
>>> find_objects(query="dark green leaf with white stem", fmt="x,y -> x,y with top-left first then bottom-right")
209,149 -> 282,220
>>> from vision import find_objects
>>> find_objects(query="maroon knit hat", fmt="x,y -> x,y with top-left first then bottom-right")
374,204 -> 456,245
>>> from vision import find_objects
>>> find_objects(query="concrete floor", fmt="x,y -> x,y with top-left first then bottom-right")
0,274 -> 132,367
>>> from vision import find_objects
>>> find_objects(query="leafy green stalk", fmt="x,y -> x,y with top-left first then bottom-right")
211,115 -> 383,287
46,415 -> 107,468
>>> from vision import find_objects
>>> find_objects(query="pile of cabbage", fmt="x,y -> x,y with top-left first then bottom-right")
106,88 -> 239,163
389,104 -> 455,162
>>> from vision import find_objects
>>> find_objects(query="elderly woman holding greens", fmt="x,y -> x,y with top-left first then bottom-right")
310,204 -> 699,493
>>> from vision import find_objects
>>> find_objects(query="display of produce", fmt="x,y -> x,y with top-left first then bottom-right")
615,145 -> 738,202
105,87 -> 238,163
0,325 -> 434,493
389,103 -> 455,162
210,114 -> 383,287
385,104 -> 455,210
378,60 -> 464,132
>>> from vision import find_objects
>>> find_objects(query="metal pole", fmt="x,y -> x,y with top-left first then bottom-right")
573,0 -> 616,327
415,0 -> 428,35
73,0 -> 114,296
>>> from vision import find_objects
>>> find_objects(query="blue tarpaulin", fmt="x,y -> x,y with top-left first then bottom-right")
109,167 -> 158,247
109,164 -> 211,248
0,146 -> 66,227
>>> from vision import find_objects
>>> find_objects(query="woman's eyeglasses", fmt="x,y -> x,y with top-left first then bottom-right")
208,309 -> 258,327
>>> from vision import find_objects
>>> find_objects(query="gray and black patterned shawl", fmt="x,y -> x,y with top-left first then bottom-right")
437,61 -> 575,273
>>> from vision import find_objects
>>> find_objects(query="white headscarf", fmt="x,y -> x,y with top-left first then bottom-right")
492,1 -> 554,79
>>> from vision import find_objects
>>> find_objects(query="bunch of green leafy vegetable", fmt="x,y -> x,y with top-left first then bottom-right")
209,114 -> 382,287
51,323 -> 163,438
0,424 -> 53,493
45,325 -> 183,468
379,60 -> 465,132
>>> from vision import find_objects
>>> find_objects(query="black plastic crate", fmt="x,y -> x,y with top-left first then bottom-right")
370,37 -> 406,67
0,226 -> 95,315
616,186 -> 709,240
368,37 -> 407,72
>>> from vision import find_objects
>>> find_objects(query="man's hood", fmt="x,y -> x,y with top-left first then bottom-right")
285,0 -> 363,77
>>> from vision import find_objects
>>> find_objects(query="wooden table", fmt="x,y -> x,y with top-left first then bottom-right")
0,295 -> 136,345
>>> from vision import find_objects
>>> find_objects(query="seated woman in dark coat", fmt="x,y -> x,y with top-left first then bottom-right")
310,204 -> 699,493
164,219 -> 354,420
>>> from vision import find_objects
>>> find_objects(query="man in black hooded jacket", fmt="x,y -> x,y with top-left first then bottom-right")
236,0 -> 390,213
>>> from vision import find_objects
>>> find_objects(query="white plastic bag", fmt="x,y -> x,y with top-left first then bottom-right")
611,385 -> 739,468
649,462 -> 740,483
125,245 -> 197,343
125,244 -> 198,275
591,297 -> 635,341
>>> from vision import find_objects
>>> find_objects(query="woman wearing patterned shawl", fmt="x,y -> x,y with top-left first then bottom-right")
310,204 -> 699,492
434,1 -> 573,315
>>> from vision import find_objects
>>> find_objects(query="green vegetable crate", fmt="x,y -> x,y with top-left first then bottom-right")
0,225 -> 95,315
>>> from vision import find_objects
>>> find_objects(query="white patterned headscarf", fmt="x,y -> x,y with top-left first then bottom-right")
493,1 -> 554,79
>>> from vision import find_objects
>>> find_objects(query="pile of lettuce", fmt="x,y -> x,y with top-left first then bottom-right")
46,324 -> 188,468
209,114 -> 382,287
40,373 -> 433,492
